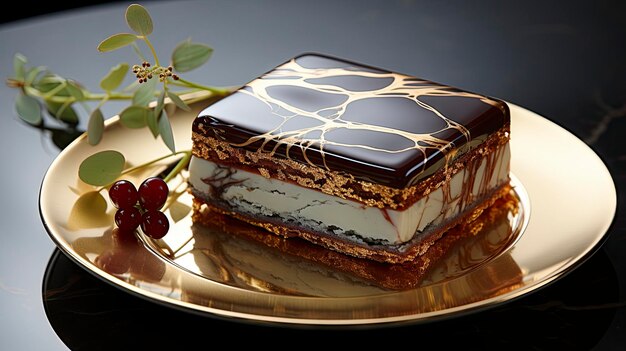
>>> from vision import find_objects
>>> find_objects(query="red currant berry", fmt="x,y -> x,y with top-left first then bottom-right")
114,207 -> 142,232
109,180 -> 139,209
138,177 -> 168,210
141,210 -> 169,239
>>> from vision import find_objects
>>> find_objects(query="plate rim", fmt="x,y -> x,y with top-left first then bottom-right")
38,94 -> 618,326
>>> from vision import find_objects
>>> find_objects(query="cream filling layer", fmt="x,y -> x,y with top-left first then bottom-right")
189,143 -> 510,245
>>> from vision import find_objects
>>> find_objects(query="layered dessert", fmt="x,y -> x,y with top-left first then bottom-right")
188,53 -> 511,264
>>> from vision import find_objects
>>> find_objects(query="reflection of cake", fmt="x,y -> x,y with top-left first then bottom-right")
188,53 -> 511,263
190,191 -> 521,292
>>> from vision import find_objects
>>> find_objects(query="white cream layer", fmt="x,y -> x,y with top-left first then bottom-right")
189,143 -> 510,245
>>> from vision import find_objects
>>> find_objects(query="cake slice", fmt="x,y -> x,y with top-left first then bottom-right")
188,53 -> 511,264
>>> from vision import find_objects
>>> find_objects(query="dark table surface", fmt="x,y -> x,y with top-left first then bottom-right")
1,1 -> 625,349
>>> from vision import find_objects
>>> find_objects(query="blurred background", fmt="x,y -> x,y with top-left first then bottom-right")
1,1 -> 121,24
1,1 -> 625,349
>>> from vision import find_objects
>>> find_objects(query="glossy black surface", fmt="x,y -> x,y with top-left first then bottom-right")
196,53 -> 508,187
43,248 -> 620,349
1,1 -> 625,350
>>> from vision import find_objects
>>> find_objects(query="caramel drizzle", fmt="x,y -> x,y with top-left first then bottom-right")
233,58 -> 502,176
451,146 -> 505,216
411,145 -> 507,235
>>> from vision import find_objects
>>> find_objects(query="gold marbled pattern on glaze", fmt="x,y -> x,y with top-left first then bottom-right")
229,56 -> 506,184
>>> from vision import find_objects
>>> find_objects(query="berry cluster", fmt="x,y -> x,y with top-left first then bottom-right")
108,177 -> 170,239
132,62 -> 179,83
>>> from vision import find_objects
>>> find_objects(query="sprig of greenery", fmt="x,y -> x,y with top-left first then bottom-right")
6,4 -> 228,188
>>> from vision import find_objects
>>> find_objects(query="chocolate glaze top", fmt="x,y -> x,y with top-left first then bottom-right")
194,53 -> 509,188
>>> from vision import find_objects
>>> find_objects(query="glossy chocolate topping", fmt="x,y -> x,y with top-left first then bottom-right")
194,53 -> 509,188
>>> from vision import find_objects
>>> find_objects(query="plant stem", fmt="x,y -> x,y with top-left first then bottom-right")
94,95 -> 110,110
121,150 -> 189,177
86,92 -> 133,100
42,81 -> 67,99
142,36 -> 160,67
95,150 -> 190,191
24,86 -> 133,103
171,78 -> 230,96
163,150 -> 191,183
131,42 -> 147,62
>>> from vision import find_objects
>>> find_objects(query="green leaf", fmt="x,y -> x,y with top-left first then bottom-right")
25,66 -> 46,85
51,128 -> 83,150
35,74 -> 66,94
148,91 -> 166,139
88,109 -> 104,145
169,200 -> 191,223
15,94 -> 42,125
66,81 -> 85,101
120,105 -> 149,128
37,74 -> 65,86
159,110 -> 176,153
46,102 -> 79,125
60,108 -> 79,124
100,63 -> 129,92
166,91 -> 190,111
155,90 -> 165,120
125,4 -> 153,36
36,76 -> 79,124
171,40 -> 213,72
132,77 -> 157,106
146,110 -> 159,138
68,191 -> 111,229
13,53 -> 27,80
164,102 -> 177,117
97,33 -> 137,52
78,150 -> 125,186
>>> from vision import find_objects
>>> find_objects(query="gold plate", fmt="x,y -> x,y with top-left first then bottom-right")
39,92 -> 616,325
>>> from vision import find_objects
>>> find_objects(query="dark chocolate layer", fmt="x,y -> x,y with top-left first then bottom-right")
194,53 -> 509,188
